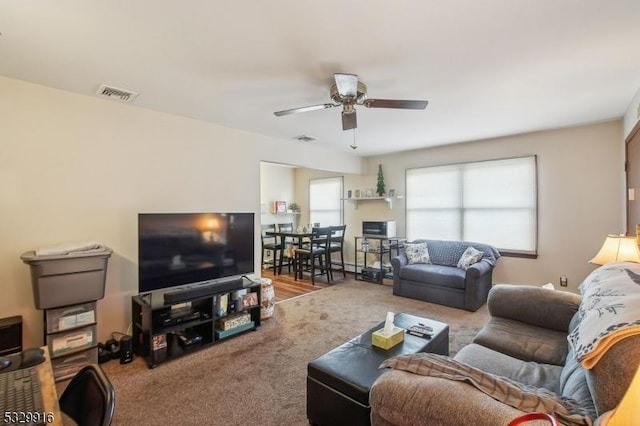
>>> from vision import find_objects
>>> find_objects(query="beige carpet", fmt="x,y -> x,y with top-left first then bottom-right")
102,280 -> 490,425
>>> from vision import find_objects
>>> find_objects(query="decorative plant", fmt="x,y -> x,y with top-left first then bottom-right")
376,164 -> 386,196
289,202 -> 300,212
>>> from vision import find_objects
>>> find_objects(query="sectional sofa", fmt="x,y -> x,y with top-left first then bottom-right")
371,262 -> 640,425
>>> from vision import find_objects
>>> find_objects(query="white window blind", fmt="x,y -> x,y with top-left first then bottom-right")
406,156 -> 537,253
309,177 -> 343,227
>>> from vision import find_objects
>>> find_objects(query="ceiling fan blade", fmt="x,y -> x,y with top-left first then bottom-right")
342,110 -> 357,130
274,103 -> 338,117
334,73 -> 358,98
364,99 -> 429,110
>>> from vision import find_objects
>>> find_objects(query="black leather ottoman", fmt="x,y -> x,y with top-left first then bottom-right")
307,313 -> 449,426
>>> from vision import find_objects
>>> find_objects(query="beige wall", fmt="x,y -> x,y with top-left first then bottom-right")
0,76 -> 362,347
259,162 -> 299,267
4,71 -> 629,347
624,85 -> 640,139
297,121 -> 625,291
260,162 -> 297,226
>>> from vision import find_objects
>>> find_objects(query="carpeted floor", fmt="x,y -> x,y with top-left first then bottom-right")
101,279 -> 490,425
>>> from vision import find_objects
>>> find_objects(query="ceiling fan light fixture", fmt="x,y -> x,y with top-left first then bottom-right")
341,110 -> 357,130
343,103 -> 355,114
330,81 -> 367,104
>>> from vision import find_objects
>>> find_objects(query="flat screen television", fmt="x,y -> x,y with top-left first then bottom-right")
138,213 -> 255,293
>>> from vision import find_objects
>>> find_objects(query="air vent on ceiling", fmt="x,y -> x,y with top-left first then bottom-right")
96,84 -> 139,103
293,134 -> 317,142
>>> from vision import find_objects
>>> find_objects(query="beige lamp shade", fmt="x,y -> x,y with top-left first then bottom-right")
589,235 -> 640,265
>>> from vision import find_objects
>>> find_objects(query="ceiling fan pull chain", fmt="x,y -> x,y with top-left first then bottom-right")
350,129 -> 358,150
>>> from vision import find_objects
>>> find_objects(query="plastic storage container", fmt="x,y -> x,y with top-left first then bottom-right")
21,247 -> 112,309
51,347 -> 98,381
45,302 -> 97,333
47,324 -> 97,357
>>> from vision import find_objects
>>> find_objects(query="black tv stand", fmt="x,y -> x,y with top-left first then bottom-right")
132,277 -> 261,368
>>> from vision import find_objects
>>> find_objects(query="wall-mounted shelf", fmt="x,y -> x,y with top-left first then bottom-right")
261,211 -> 301,216
342,196 -> 402,209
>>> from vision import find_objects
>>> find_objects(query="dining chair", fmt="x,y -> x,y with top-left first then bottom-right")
294,226 -> 332,285
277,222 -> 295,274
59,364 -> 115,426
328,224 -> 347,280
261,224 -> 279,272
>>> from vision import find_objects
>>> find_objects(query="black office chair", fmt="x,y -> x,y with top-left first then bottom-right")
59,364 -> 115,426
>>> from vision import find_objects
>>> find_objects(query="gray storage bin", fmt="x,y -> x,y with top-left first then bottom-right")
21,247 -> 112,309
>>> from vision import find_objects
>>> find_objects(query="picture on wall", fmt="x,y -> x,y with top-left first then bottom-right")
274,201 -> 287,214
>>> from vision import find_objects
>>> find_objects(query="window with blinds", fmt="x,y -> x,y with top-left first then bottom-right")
406,156 -> 537,254
309,177 -> 344,227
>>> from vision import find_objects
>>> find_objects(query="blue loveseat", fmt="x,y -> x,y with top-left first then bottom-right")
390,239 -> 500,311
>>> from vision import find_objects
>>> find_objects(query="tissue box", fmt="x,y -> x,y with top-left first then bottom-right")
372,327 -> 405,350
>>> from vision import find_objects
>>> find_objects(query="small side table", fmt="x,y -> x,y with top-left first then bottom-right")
260,278 -> 275,320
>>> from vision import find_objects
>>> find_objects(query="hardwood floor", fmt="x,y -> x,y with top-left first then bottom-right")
261,262 -> 392,303
260,265 -> 345,303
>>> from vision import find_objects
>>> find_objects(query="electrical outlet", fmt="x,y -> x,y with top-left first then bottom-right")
267,250 -> 271,256
560,276 -> 568,287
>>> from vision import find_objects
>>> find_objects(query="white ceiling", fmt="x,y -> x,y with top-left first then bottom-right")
1,1 -> 639,156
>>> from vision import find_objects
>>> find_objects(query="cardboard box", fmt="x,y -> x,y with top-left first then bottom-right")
216,312 -> 250,331
215,321 -> 255,339
372,327 -> 405,350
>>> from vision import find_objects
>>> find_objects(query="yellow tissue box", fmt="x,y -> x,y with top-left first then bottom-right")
372,327 -> 405,350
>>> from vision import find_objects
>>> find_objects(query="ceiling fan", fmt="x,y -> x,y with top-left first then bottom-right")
273,73 -> 428,131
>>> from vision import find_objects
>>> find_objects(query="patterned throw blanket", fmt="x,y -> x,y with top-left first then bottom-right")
380,353 -> 593,425
568,262 -> 640,369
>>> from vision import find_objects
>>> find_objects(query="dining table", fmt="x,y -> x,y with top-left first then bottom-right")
265,230 -> 313,275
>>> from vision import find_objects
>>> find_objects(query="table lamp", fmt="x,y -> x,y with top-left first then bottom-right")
589,235 -> 640,265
